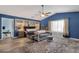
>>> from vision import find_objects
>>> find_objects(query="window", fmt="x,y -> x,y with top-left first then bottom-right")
51,20 -> 64,33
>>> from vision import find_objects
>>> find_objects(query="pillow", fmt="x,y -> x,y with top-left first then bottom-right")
36,30 -> 46,34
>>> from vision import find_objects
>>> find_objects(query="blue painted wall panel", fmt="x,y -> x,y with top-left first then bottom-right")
41,12 -> 79,38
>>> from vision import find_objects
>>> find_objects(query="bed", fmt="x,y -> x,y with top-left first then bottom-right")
32,30 -> 53,41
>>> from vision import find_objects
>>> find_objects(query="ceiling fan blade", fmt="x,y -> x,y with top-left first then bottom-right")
46,12 -> 51,14
43,13 -> 48,16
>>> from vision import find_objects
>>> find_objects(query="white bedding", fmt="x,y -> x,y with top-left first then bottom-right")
36,30 -> 46,34
26,29 -> 37,32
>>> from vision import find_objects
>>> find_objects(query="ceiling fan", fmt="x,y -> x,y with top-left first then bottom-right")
39,5 -> 51,17
31,5 -> 52,20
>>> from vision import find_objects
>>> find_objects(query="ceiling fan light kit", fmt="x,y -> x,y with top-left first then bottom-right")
41,14 -> 45,17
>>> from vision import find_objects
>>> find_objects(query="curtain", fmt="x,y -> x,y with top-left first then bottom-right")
63,18 -> 69,37
49,18 -> 69,37
50,20 -> 64,33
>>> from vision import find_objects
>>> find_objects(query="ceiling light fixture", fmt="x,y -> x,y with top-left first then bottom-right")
33,5 -> 51,19
40,5 -> 51,17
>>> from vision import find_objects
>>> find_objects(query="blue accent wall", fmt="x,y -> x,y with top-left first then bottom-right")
41,12 -> 79,39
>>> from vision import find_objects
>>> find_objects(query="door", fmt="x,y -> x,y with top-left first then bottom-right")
1,17 -> 14,39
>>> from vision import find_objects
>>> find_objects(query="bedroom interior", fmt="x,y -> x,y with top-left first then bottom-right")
0,5 -> 79,53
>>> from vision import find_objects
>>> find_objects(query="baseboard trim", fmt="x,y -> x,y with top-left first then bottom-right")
69,38 -> 79,41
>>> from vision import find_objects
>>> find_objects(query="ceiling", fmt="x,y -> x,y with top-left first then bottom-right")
0,5 -> 79,20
